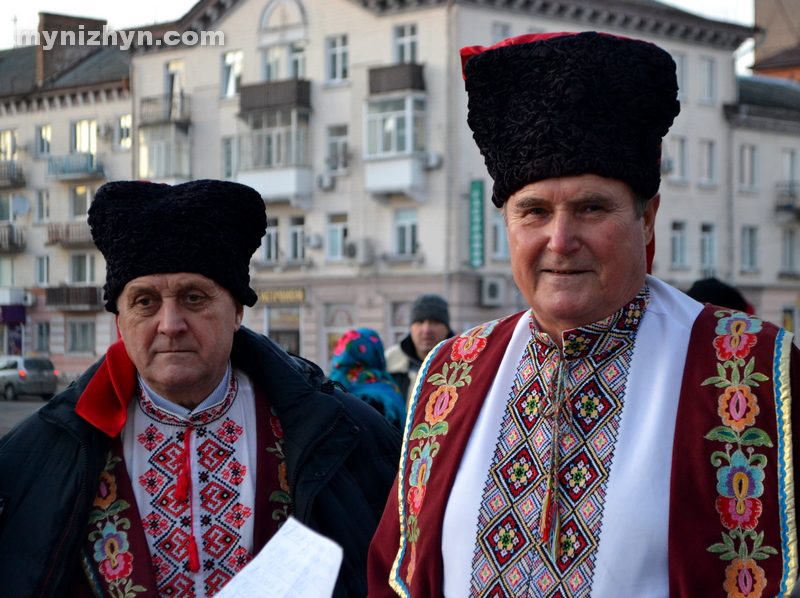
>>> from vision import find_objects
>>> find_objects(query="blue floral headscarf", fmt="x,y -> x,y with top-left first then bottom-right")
329,328 -> 406,429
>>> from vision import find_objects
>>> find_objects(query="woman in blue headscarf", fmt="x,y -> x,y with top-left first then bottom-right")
330,328 -> 406,430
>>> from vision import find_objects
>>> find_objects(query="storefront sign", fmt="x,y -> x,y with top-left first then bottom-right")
257,288 -> 305,304
469,180 -> 484,268
0,305 -> 25,324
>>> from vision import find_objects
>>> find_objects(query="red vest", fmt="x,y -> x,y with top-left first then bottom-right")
368,306 -> 799,598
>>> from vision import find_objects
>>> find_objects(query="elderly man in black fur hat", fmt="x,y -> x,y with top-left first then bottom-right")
0,180 -> 400,597
369,32 -> 800,598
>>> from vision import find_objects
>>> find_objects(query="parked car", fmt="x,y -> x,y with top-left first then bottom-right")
0,356 -> 59,401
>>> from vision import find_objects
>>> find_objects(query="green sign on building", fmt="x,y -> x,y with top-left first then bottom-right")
469,180 -> 484,268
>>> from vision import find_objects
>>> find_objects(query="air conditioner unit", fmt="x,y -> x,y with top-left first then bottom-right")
305,233 -> 323,249
422,152 -> 443,170
345,238 -> 375,266
22,292 -> 36,307
99,124 -> 114,141
480,276 -> 506,307
317,173 -> 335,191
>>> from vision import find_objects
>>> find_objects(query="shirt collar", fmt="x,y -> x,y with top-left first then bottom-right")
137,361 -> 232,418
530,285 -> 650,360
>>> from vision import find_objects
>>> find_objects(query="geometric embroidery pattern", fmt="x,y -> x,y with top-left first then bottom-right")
470,289 -> 650,597
134,371 -> 254,597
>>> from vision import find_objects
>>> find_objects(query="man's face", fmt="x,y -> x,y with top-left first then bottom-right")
504,174 -> 659,341
410,319 -> 451,361
116,273 -> 243,408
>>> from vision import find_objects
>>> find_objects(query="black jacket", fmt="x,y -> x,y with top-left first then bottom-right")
0,327 -> 401,598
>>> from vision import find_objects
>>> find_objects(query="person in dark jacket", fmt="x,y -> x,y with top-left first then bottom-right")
0,180 -> 400,598
385,294 -> 454,403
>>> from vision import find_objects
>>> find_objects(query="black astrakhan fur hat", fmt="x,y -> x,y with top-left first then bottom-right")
89,179 -> 267,313
461,31 -> 681,207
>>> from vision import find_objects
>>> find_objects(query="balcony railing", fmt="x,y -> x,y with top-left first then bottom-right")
0,160 -> 24,188
47,153 -> 103,180
45,221 -> 94,248
369,63 -> 425,95
0,224 -> 25,253
140,94 -> 191,125
239,79 -> 311,113
45,286 -> 104,311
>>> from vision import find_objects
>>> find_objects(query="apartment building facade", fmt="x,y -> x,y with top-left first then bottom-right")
3,0 -> 800,379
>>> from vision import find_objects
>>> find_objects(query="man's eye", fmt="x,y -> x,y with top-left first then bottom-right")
135,297 -> 153,307
186,294 -> 203,302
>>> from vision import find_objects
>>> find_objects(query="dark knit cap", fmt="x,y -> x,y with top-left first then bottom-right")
89,179 -> 267,313
410,294 -> 450,328
686,278 -> 749,312
461,31 -> 681,207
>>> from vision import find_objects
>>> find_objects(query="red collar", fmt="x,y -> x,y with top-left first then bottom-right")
75,339 -> 138,437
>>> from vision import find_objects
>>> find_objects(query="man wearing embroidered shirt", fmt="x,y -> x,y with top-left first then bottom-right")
368,32 -> 800,598
0,179 -> 400,597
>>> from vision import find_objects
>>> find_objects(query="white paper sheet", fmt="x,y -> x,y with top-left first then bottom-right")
215,517 -> 343,598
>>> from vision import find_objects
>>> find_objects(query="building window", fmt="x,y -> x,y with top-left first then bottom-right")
71,120 -> 97,154
783,228 -> 797,273
699,139 -> 715,184
0,194 -> 11,223
71,185 -> 92,219
222,137 -> 234,178
139,124 -> 191,179
741,226 -> 758,272
326,35 -> 348,83
390,301 -> 412,344
324,302 -> 356,364
238,109 -> 309,169
740,143 -> 757,189
699,56 -> 715,104
288,216 -> 305,262
783,148 -> 797,187
700,223 -> 716,277
326,214 -> 348,261
117,114 -> 132,149
326,125 -> 348,172
492,209 -> 510,259
289,42 -> 306,78
35,190 -> 49,223
68,320 -> 95,353
70,253 -> 95,284
262,42 -> 305,81
395,209 -> 418,256
262,217 -> 279,264
671,221 -> 688,268
0,257 -> 13,286
36,255 -> 49,286
0,130 -> 17,161
34,322 -> 50,353
394,24 -> 418,63
222,50 -> 244,98
492,22 -> 511,44
37,125 -> 51,156
669,136 -> 687,181
673,52 -> 687,99
365,96 -> 426,157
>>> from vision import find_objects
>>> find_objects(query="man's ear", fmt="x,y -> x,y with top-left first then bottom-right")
643,194 -> 660,244
234,303 -> 244,331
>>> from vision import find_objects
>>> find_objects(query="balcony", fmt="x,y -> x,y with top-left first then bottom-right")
47,153 -> 103,181
45,221 -> 94,248
45,286 -> 104,311
775,182 -> 800,223
0,160 -> 24,188
0,224 -> 25,253
369,63 -> 425,95
364,154 -> 426,202
236,167 -> 312,208
239,79 -> 311,113
140,94 -> 191,126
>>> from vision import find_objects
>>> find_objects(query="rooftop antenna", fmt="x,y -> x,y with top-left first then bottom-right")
12,14 -> 17,48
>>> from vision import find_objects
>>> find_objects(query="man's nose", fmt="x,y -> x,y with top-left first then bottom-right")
157,300 -> 188,335
547,212 -> 581,254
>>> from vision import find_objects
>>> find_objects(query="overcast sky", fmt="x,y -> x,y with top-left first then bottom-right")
0,0 -> 754,52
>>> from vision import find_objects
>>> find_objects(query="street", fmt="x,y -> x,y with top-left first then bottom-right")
0,396 -> 46,437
